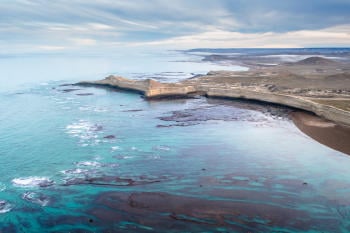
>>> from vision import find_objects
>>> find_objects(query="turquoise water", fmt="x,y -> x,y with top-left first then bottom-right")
0,51 -> 350,232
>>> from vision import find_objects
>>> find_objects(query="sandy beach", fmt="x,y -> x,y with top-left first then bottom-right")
291,111 -> 350,155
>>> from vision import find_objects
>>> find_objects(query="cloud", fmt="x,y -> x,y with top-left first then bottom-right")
36,45 -> 67,51
129,24 -> 350,49
70,38 -> 97,46
88,23 -> 114,30
0,0 -> 349,54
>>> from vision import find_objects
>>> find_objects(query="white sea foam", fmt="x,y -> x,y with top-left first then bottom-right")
153,145 -> 171,151
148,155 -> 161,160
0,201 -> 12,214
115,155 -> 134,160
60,168 -> 89,175
111,146 -> 120,151
0,183 -> 6,192
102,163 -> 119,168
75,161 -> 101,167
66,120 -> 103,145
56,101 -> 69,104
79,105 -> 108,113
12,177 -> 54,188
22,192 -> 50,206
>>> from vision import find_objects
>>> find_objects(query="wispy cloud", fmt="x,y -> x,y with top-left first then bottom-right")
70,38 -> 97,46
36,45 -> 67,51
0,0 -> 349,54
129,24 -> 350,49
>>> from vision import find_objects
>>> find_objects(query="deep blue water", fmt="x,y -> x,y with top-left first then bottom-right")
0,50 -> 350,232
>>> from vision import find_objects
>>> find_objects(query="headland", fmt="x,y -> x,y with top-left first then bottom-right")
78,57 -> 350,127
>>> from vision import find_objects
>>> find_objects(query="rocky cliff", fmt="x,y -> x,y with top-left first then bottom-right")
78,74 -> 350,126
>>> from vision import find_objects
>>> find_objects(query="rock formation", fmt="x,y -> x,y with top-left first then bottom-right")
78,57 -> 350,126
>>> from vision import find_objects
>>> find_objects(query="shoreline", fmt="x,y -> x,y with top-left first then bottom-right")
291,111 -> 350,155
78,74 -> 350,127
77,57 -> 350,155
77,76 -> 350,155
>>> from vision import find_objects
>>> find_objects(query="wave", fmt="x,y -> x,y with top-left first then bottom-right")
0,183 -> 6,192
60,168 -> 89,175
74,161 -> 101,167
153,145 -> 171,151
22,192 -> 50,206
12,177 -> 54,188
66,120 -> 104,146
111,146 -> 120,151
79,106 -> 108,113
0,200 -> 12,214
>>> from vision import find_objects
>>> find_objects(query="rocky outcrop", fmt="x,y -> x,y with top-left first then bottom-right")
78,73 -> 350,126
79,75 -> 197,98
206,88 -> 350,126
79,75 -> 150,94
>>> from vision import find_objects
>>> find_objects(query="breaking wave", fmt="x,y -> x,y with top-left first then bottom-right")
12,177 -> 54,188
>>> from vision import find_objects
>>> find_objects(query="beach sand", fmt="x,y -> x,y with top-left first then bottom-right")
291,111 -> 350,155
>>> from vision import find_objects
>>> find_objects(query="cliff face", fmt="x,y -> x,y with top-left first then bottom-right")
206,88 -> 350,127
78,74 -> 350,126
92,75 -> 150,93
78,56 -> 350,127
80,75 -> 197,98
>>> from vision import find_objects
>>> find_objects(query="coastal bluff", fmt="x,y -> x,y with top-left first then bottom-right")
78,57 -> 350,126
78,75 -> 197,98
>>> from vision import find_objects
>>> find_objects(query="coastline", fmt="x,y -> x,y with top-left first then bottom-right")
78,75 -> 350,127
291,111 -> 350,155
77,57 -> 350,155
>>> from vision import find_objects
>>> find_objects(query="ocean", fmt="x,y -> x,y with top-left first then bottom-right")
0,49 -> 350,232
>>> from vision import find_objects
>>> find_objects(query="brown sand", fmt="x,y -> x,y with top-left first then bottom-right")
291,111 -> 350,155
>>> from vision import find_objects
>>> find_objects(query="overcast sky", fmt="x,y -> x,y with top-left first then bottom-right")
1,0 -> 350,54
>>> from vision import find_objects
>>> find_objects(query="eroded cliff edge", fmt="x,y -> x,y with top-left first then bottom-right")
78,57 -> 350,126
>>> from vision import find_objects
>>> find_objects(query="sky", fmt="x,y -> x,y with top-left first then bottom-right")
1,0 -> 350,54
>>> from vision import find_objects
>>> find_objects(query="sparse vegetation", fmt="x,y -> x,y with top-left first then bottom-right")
311,99 -> 350,111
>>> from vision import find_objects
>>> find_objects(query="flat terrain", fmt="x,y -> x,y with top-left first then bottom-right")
79,57 -> 350,126
184,57 -> 350,98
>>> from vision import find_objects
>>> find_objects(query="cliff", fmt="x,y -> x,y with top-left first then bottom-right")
77,57 -> 350,126
79,75 -> 197,98
78,74 -> 350,126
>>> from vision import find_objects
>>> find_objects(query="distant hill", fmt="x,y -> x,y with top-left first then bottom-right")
325,73 -> 350,80
293,57 -> 338,66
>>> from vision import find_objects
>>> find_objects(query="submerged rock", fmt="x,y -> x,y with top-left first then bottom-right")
0,200 -> 12,214
61,88 -> 81,93
88,191 -> 339,232
59,83 -> 73,87
76,93 -> 94,96
92,124 -> 103,131
22,192 -> 50,206
103,135 -> 116,139
122,109 -> 143,112
74,161 -> 101,167
62,175 -> 163,187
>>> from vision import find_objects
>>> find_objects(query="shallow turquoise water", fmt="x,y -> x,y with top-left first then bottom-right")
0,81 -> 349,232
1,51 -> 350,232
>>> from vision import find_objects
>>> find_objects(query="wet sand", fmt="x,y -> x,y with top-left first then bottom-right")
291,111 -> 350,155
